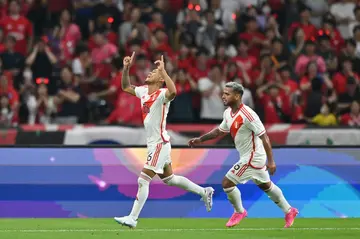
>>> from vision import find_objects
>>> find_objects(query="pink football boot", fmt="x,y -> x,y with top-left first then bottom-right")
284,208 -> 299,228
225,210 -> 248,228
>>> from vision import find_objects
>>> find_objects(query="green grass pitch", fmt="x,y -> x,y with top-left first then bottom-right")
0,218 -> 359,239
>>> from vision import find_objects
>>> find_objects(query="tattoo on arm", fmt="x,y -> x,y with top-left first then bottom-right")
199,128 -> 224,142
121,68 -> 131,90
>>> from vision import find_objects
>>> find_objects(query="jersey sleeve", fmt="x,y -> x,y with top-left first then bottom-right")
158,89 -> 173,103
218,111 -> 230,133
245,108 -> 266,137
134,86 -> 146,99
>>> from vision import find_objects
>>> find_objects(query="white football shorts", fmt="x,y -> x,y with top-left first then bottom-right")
144,142 -> 172,174
226,157 -> 270,185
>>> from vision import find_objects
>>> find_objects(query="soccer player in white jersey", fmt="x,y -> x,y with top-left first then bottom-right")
188,82 -> 298,228
114,52 -> 214,228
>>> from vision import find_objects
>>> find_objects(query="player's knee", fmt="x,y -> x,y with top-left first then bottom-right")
138,172 -> 152,187
257,181 -> 272,191
222,177 -> 235,189
162,174 -> 176,186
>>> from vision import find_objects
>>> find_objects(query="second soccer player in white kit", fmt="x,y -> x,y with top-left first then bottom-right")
189,82 -> 298,228
114,52 -> 214,228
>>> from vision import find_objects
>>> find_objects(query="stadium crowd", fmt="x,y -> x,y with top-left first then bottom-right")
0,0 -> 360,127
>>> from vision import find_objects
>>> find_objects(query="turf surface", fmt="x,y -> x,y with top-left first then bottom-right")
0,218 -> 359,239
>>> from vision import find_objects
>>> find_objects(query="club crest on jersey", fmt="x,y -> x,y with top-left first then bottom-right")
142,103 -> 150,113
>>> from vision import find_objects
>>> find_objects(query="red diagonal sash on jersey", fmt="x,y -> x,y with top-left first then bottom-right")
230,114 -> 244,138
141,90 -> 161,121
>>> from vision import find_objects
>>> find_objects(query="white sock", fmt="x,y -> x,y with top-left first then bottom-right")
163,175 -> 205,196
265,183 -> 291,214
224,186 -> 245,213
129,174 -> 151,220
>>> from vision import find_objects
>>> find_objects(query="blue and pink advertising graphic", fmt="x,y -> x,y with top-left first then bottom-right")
0,147 -> 359,218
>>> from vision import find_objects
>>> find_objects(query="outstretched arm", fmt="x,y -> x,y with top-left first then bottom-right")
188,128 -> 227,147
121,52 -> 136,96
199,128 -> 227,142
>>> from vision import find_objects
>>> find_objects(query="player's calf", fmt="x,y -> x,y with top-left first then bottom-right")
222,177 -> 247,227
129,173 -> 152,220
163,174 -> 205,196
258,181 -> 291,214
257,181 -> 298,228
162,174 -> 214,212
114,172 -> 153,228
222,177 -> 246,214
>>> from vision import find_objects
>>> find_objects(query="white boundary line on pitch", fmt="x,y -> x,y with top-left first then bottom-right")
0,228 -> 359,233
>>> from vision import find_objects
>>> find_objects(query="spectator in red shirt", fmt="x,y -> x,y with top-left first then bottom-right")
208,43 -> 229,70
333,58 -> 359,95
130,53 -> 151,84
176,43 -> 194,70
277,65 -> 299,95
88,18 -> 117,49
89,57 -> 123,106
91,31 -> 118,80
0,0 -> 33,56
256,83 -> 291,124
147,10 -> 165,33
288,6 -> 317,41
126,38 -> 148,58
105,89 -> 142,126
320,17 -> 344,54
340,100 -> 360,126
53,9 -> 82,63
188,49 -> 210,81
149,28 -> 173,57
254,53 -> 277,87
232,39 -> 257,75
239,15 -> 265,58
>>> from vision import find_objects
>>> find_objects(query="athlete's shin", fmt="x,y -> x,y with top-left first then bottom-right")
129,173 -> 151,220
264,182 -> 291,214
224,186 -> 245,213
163,174 -> 205,196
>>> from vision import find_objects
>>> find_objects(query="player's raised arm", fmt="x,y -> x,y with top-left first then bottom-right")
188,128 -> 227,147
121,52 -> 136,96
155,55 -> 177,101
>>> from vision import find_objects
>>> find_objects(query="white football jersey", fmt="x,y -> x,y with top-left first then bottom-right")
135,86 -> 172,146
218,104 -> 267,167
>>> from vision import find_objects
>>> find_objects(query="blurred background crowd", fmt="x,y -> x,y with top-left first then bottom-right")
0,0 -> 360,127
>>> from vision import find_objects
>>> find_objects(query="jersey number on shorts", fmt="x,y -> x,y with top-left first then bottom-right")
147,153 -> 152,162
231,163 -> 248,177
232,164 -> 240,172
